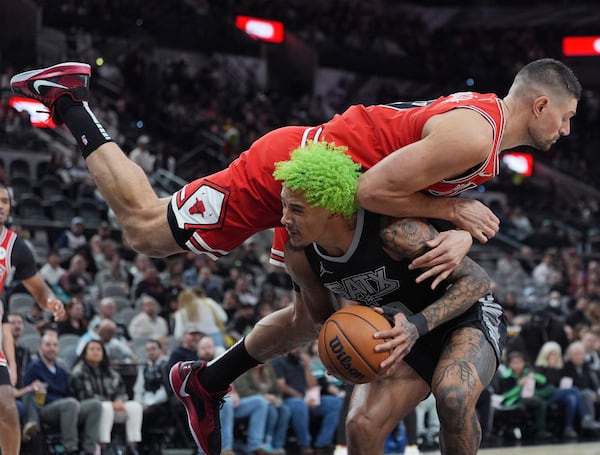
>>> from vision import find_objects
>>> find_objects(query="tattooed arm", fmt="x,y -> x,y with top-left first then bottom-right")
376,217 -> 491,372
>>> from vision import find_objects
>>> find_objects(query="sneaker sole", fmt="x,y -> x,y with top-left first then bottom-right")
168,362 -> 204,451
10,62 -> 91,85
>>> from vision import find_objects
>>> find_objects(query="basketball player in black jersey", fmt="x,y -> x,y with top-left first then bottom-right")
275,143 -> 506,455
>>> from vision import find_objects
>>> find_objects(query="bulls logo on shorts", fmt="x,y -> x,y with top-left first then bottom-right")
173,179 -> 230,230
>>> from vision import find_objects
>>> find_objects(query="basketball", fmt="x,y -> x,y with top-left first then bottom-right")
318,305 -> 392,384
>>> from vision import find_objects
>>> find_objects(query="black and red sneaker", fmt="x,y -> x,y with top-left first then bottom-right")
10,62 -> 91,124
169,360 -> 231,455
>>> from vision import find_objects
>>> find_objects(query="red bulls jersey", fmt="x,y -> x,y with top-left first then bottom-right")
170,92 -> 505,266
0,228 -> 17,363
0,228 -> 17,290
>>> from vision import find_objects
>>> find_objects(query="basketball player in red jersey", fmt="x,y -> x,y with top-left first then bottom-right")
11,58 -> 580,454
0,185 -> 65,455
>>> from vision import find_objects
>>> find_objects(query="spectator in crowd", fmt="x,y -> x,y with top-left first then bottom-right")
129,135 -> 155,175
24,331 -> 102,455
93,238 -> 120,275
518,309 -> 570,366
59,253 -> 93,298
182,254 -> 209,287
565,295 -> 594,334
8,313 -> 41,447
173,288 -> 228,348
496,351 -> 553,441
76,319 -> 134,364
55,298 -> 87,337
90,221 -> 112,248
221,290 -> 241,321
546,289 -> 569,318
581,331 -> 600,372
534,340 -> 600,438
307,339 -> 344,396
561,341 -> 600,423
55,217 -> 88,263
128,253 -> 151,290
89,297 -> 132,343
70,339 -> 143,455
8,313 -> 31,390
532,252 -> 563,293
128,295 -> 169,339
166,326 -> 203,371
133,262 -> 169,307
508,206 -> 535,241
196,266 -> 224,302
39,250 -> 65,287
233,275 -> 258,307
226,301 -> 257,341
272,346 -> 343,454
234,363 -> 291,455
132,339 -> 170,446
95,251 -> 130,294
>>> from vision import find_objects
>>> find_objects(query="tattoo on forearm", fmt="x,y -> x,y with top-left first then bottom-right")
421,259 -> 489,330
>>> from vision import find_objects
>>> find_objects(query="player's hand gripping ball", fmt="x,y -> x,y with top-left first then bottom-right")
318,305 -> 391,384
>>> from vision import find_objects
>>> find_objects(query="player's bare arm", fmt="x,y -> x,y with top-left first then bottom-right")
22,273 -> 66,321
356,109 -> 500,242
375,218 -> 491,373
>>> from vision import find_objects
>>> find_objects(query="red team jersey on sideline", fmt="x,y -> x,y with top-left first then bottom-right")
169,92 -> 505,266
0,228 -> 18,364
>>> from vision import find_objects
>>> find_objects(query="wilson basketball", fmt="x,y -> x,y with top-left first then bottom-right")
318,305 -> 391,384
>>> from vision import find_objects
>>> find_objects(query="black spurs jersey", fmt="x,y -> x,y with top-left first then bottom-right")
304,209 -> 448,315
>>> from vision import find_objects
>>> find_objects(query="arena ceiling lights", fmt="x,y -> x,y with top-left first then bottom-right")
235,15 -> 284,43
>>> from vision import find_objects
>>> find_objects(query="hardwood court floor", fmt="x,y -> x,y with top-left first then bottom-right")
420,442 -> 600,454
479,442 -> 600,454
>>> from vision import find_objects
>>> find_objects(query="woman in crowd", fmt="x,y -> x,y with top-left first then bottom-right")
56,298 -> 88,336
173,287 -> 228,348
69,340 -> 143,455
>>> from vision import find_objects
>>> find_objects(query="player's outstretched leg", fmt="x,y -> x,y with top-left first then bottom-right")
11,62 -> 180,257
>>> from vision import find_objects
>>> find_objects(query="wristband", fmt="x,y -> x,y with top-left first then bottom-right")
407,313 -> 429,337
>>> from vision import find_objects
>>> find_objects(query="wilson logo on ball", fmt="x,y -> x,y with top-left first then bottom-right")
318,305 -> 391,384
328,336 -> 367,382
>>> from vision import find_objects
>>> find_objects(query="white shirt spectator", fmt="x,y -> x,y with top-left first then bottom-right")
129,135 -> 156,174
128,296 -> 169,339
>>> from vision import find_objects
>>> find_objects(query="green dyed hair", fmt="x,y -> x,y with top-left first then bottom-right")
273,141 -> 361,218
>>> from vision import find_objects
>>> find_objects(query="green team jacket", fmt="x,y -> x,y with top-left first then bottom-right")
500,367 -> 555,406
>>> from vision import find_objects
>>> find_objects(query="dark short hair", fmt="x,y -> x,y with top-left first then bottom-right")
508,351 -> 527,363
516,58 -> 582,100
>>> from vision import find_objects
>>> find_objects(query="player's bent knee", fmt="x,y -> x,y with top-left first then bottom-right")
346,412 -> 387,441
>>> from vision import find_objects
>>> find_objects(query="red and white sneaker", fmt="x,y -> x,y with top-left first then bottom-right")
10,62 -> 91,124
169,360 -> 231,455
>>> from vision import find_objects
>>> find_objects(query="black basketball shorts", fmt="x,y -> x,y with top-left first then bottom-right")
403,292 -> 506,385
